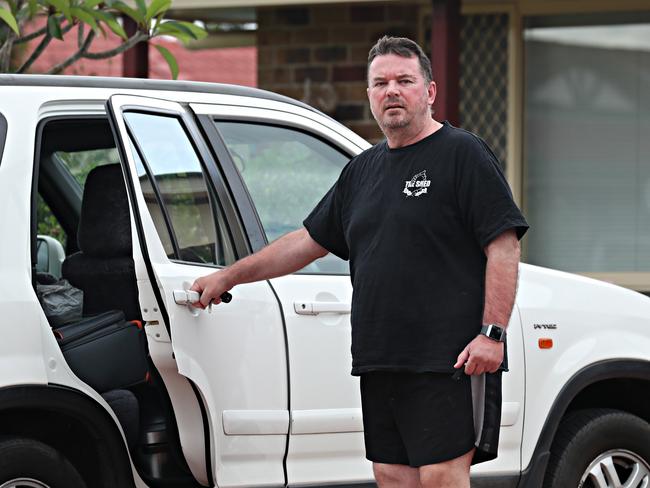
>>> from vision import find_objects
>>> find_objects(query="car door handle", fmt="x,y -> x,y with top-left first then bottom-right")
294,302 -> 351,315
174,290 -> 201,305
173,289 -> 232,307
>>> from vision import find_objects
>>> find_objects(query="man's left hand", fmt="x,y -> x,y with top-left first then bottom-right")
454,335 -> 504,375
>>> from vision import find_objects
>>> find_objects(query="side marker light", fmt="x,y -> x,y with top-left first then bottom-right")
538,338 -> 553,349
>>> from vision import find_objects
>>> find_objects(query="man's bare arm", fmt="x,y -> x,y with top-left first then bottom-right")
191,228 -> 328,307
455,229 -> 521,375
482,228 -> 521,328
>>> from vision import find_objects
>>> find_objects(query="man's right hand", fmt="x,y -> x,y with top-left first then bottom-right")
188,228 -> 328,310
190,271 -> 232,309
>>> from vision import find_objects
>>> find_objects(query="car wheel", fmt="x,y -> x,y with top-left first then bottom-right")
0,438 -> 86,488
543,409 -> 650,488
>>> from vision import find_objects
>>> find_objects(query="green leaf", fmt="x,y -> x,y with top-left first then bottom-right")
156,20 -> 205,40
92,9 -> 127,39
134,0 -> 146,16
154,44 -> 177,79
45,0 -> 71,21
70,6 -> 98,32
45,0 -> 65,10
4,0 -> 17,14
47,14 -> 63,39
112,1 -> 142,23
145,0 -> 169,22
154,22 -> 191,43
83,0 -> 103,8
172,20 -> 206,39
27,0 -> 38,17
156,30 -> 191,44
0,7 -> 19,33
15,2 -> 29,21
156,20 -> 192,36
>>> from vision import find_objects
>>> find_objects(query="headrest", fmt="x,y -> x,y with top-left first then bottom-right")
77,164 -> 132,257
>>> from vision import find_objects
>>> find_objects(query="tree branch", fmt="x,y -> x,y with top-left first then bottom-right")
16,32 -> 52,73
0,24 -> 17,72
47,29 -> 95,74
14,16 -> 72,44
82,31 -> 147,59
14,25 -> 47,44
77,22 -> 83,48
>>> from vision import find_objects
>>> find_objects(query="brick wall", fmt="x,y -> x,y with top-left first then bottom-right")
19,18 -> 256,85
257,2 -> 423,143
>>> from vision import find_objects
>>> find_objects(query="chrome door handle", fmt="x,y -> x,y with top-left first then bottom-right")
294,302 -> 351,315
174,289 -> 201,305
174,289 -> 203,316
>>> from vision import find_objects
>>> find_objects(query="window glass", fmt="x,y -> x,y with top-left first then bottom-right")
524,19 -> 650,273
55,148 -> 119,188
215,121 -> 350,275
129,138 -> 175,258
36,194 -> 66,249
125,112 -> 234,266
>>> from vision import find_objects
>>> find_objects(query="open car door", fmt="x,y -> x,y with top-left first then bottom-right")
106,95 -> 289,487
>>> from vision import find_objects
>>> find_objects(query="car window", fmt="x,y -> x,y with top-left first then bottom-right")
0,113 -> 7,168
36,194 -> 66,249
55,148 -> 119,188
214,121 -> 350,275
125,112 -> 235,266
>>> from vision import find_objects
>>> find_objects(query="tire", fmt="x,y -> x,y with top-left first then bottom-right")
543,408 -> 650,488
0,438 -> 86,488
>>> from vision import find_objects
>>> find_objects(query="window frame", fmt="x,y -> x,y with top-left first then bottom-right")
122,108 -> 240,268
31,115 -> 114,271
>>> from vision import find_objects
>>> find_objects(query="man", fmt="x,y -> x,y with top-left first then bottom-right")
192,36 -> 528,488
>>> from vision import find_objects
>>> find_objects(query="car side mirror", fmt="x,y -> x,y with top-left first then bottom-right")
36,235 -> 66,279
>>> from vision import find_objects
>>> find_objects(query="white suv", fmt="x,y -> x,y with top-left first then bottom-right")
0,75 -> 648,488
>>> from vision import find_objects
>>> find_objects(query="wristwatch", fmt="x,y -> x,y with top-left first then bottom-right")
481,324 -> 507,342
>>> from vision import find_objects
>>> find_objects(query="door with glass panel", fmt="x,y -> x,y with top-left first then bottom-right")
106,95 -> 289,487
191,102 -> 374,485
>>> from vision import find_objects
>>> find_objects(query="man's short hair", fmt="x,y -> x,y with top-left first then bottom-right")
368,36 -> 433,85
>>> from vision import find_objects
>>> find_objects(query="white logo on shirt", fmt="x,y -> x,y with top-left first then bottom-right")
403,170 -> 431,197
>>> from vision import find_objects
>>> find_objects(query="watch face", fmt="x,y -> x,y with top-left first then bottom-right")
488,327 -> 503,340
483,324 -> 505,341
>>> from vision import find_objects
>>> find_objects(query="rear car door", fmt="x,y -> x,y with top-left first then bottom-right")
191,101 -> 375,485
106,95 -> 289,487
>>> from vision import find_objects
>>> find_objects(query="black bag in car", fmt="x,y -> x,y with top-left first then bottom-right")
37,275 -> 83,327
54,310 -> 149,393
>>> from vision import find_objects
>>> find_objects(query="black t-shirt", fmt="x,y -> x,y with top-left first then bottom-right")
303,122 -> 529,375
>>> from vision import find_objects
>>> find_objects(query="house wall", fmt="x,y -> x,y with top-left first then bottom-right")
257,2 -> 423,143
257,1 -> 510,167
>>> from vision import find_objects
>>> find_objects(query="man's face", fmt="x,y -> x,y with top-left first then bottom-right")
367,53 -> 435,132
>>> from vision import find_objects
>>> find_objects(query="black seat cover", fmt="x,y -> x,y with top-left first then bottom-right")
63,164 -> 142,320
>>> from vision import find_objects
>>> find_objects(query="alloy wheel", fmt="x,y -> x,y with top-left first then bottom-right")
581,449 -> 650,488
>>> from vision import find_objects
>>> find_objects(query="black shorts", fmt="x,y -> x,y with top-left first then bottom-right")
360,371 -> 476,468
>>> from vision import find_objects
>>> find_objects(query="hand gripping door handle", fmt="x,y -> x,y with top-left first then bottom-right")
294,301 -> 351,315
174,289 -> 232,313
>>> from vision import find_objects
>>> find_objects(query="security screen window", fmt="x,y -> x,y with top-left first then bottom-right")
524,15 -> 650,288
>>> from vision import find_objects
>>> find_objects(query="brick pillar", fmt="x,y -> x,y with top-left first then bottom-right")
257,3 -> 422,143
430,0 -> 460,125
122,17 -> 149,78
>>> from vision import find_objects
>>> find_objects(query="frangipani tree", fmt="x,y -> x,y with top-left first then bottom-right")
0,0 -> 206,77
